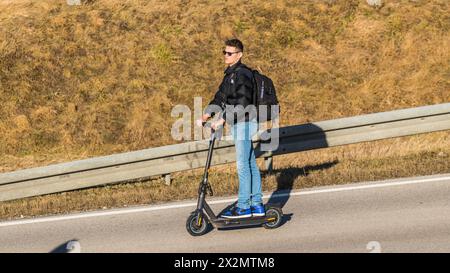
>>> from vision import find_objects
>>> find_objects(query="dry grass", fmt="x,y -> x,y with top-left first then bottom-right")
0,0 -> 449,219
0,0 -> 449,157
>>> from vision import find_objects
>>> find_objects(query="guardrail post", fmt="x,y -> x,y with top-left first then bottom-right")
264,156 -> 273,173
164,174 -> 171,186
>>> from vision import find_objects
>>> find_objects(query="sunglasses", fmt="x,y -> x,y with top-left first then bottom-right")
223,50 -> 241,56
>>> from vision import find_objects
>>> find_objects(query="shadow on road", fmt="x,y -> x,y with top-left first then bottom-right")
264,160 -> 338,226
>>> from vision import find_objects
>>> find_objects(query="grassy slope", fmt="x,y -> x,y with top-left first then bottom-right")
0,0 -> 448,168
0,0 -> 449,219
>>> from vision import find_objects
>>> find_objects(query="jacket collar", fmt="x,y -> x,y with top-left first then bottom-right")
224,59 -> 242,75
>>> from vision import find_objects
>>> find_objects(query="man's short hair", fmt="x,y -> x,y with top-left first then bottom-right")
225,38 -> 244,52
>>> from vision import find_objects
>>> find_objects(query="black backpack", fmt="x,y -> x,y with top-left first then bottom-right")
251,70 -> 280,122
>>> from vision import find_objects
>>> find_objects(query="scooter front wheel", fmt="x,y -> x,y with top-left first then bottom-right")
263,207 -> 283,229
186,212 -> 210,236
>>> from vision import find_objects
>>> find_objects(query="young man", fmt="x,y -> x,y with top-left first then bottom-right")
196,39 -> 264,219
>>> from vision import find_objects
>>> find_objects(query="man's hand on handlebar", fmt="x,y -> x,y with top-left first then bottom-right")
211,118 -> 225,130
195,114 -> 211,127
196,114 -> 225,130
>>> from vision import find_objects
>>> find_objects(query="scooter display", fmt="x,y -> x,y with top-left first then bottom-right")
186,121 -> 283,236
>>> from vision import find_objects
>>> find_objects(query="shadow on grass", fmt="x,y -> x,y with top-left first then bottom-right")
259,160 -> 339,227
265,160 -> 339,209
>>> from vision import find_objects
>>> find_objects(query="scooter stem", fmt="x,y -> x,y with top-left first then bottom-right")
202,126 -> 218,182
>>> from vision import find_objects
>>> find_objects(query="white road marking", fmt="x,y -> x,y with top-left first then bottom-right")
0,174 -> 448,227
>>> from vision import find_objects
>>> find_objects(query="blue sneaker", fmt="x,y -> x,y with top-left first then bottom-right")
221,206 -> 252,219
251,204 -> 265,217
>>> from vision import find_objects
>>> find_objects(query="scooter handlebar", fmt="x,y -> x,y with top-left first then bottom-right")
202,121 -> 223,131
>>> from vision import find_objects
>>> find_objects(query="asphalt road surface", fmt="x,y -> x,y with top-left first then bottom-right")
1,173 -> 449,253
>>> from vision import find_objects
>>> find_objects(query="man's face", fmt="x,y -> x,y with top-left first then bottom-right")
223,46 -> 242,65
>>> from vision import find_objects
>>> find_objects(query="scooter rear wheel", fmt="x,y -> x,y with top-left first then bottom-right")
186,212 -> 210,236
263,207 -> 283,229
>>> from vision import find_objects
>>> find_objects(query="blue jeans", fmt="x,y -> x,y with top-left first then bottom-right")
230,120 -> 263,209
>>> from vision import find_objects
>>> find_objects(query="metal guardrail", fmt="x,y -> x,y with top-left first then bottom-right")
1,103 -> 449,202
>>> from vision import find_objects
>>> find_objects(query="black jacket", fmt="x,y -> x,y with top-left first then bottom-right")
205,60 -> 256,125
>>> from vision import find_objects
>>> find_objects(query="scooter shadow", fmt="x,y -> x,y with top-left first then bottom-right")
264,160 -> 339,208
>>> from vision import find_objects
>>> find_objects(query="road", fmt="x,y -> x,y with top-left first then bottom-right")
0,173 -> 449,253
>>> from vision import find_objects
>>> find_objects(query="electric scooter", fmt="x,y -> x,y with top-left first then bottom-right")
186,121 -> 283,236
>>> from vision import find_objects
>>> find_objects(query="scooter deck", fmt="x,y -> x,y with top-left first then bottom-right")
211,215 -> 276,229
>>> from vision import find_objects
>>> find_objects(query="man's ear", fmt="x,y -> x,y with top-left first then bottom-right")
238,52 -> 243,59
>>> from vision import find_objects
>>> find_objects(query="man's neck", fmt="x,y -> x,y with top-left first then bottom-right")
228,59 -> 241,67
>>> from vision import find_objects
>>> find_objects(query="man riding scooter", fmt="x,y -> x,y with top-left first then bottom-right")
196,38 -> 264,219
